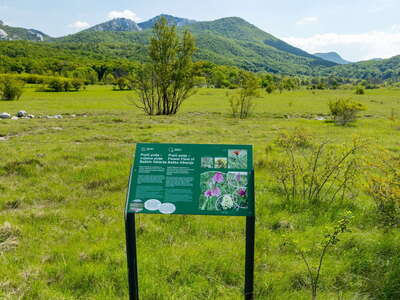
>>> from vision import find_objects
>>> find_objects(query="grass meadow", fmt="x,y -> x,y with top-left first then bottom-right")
1,86 -> 400,299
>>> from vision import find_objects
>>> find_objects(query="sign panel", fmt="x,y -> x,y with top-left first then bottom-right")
126,143 -> 254,216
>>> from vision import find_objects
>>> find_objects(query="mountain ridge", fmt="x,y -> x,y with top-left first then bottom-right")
138,14 -> 196,30
0,20 -> 51,41
53,16 -> 336,74
314,52 -> 351,65
2,15 -> 399,80
83,18 -> 141,33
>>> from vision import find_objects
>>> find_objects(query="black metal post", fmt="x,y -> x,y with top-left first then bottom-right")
125,213 -> 139,300
244,215 -> 255,300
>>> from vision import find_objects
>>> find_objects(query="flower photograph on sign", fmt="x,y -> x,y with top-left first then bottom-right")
201,157 -> 214,168
215,157 -> 228,168
199,171 -> 248,211
228,149 -> 248,169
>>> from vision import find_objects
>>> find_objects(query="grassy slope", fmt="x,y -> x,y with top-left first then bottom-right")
0,86 -> 400,299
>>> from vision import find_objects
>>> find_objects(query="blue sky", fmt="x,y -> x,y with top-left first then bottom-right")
1,0 -> 400,61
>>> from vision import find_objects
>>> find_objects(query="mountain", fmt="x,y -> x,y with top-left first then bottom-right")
314,52 -> 351,65
323,55 -> 400,80
83,18 -> 141,33
0,20 -> 50,41
55,16 -> 336,75
138,14 -> 196,30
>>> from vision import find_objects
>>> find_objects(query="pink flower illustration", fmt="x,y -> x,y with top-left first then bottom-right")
204,190 -> 213,197
238,188 -> 246,197
213,172 -> 224,183
211,187 -> 221,197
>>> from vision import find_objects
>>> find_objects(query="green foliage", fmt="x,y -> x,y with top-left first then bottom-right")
47,78 -> 83,92
133,17 -> 196,115
295,212 -> 353,300
0,76 -> 24,100
116,77 -> 129,90
0,86 -> 399,299
329,98 -> 366,125
229,71 -> 260,119
368,153 -> 400,227
355,86 -> 365,95
268,132 -> 365,210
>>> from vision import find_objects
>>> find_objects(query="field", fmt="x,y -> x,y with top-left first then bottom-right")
1,85 -> 400,299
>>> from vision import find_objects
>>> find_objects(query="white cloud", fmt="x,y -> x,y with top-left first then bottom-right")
107,10 -> 141,22
283,28 -> 400,61
69,21 -> 90,30
296,16 -> 319,25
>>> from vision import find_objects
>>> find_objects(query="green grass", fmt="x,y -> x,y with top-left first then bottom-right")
0,86 -> 400,299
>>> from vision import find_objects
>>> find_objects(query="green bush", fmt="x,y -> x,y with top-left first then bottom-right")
71,79 -> 84,91
48,78 -> 66,92
47,78 -> 83,92
355,86 -> 365,95
229,71 -> 260,119
116,77 -> 129,90
329,98 -> 366,125
368,153 -> 400,227
0,77 -> 24,100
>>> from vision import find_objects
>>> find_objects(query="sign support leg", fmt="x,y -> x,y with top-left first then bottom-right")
244,215 -> 255,300
125,213 -> 139,300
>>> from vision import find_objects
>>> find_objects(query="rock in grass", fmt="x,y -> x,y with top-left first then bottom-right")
17,111 -> 27,117
27,114 -> 35,119
11,116 -> 19,120
54,115 -> 63,119
0,112 -> 11,119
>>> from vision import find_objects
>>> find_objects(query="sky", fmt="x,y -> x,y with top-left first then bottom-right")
1,0 -> 400,61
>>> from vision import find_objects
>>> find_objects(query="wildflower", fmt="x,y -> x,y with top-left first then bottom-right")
204,190 -> 212,197
238,188 -> 246,197
221,194 -> 234,210
211,187 -> 221,197
213,172 -> 224,183
233,150 -> 241,156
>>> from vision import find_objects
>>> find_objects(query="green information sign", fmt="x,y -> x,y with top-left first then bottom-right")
126,143 -> 254,216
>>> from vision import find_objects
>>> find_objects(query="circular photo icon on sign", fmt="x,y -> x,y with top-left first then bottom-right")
130,200 -> 144,212
144,199 -> 162,211
159,203 -> 176,214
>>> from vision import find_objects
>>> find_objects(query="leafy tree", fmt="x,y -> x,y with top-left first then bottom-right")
133,17 -> 196,115
229,71 -> 260,119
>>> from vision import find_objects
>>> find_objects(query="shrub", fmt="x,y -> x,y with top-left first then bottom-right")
368,153 -> 400,227
355,86 -> 365,95
48,78 -> 66,92
267,132 -> 366,210
103,73 -> 115,85
328,98 -> 366,125
265,85 -> 275,94
229,71 -> 260,119
116,77 -> 129,90
71,79 -> 84,91
0,77 -> 24,100
294,212 -> 353,300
